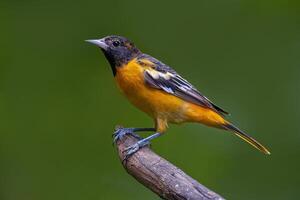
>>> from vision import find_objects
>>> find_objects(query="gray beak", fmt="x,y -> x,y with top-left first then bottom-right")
85,39 -> 108,50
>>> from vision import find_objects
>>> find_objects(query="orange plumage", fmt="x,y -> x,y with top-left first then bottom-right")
115,59 -> 226,133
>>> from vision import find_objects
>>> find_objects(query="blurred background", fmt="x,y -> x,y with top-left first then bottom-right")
1,0 -> 300,199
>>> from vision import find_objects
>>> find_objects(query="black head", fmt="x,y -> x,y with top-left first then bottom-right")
86,35 -> 141,75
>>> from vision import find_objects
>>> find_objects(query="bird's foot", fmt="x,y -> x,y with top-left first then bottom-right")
113,127 -> 142,144
122,139 -> 150,162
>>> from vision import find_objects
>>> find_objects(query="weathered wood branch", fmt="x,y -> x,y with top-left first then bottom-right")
115,129 -> 225,200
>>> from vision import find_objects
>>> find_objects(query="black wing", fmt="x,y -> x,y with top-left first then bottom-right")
138,54 -> 229,115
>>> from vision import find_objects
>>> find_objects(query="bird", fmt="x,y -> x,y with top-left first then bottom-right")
86,35 -> 270,158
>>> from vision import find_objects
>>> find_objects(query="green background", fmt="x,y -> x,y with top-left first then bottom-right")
1,0 -> 299,199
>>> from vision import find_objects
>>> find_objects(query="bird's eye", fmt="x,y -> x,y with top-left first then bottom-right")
112,40 -> 120,47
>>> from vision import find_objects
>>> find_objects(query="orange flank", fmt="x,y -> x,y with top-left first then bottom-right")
115,59 -> 227,133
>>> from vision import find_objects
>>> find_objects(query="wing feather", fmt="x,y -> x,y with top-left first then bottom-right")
140,54 -> 229,115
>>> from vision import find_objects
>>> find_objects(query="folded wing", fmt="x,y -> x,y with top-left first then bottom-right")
140,54 -> 229,115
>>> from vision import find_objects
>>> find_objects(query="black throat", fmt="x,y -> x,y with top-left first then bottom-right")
102,49 -> 141,76
102,49 -> 117,76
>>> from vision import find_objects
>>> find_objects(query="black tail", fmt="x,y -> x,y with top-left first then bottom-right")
223,123 -> 270,155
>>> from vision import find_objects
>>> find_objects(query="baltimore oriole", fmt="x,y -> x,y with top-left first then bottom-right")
86,35 -> 270,157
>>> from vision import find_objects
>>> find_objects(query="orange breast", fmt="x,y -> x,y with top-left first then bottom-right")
114,59 -> 226,131
115,59 -> 185,121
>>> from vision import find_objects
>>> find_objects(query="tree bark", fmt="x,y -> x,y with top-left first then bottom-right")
115,129 -> 225,200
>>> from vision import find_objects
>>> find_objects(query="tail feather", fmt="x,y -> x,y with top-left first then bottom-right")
223,123 -> 271,155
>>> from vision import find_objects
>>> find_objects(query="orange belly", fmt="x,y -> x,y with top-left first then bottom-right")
115,59 -> 226,132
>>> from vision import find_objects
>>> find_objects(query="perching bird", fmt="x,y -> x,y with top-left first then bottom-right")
86,35 -> 270,157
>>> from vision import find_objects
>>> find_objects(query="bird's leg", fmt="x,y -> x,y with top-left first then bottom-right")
113,127 -> 155,144
122,132 -> 161,161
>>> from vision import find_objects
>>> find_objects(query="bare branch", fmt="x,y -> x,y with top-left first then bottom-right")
115,130 -> 225,200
